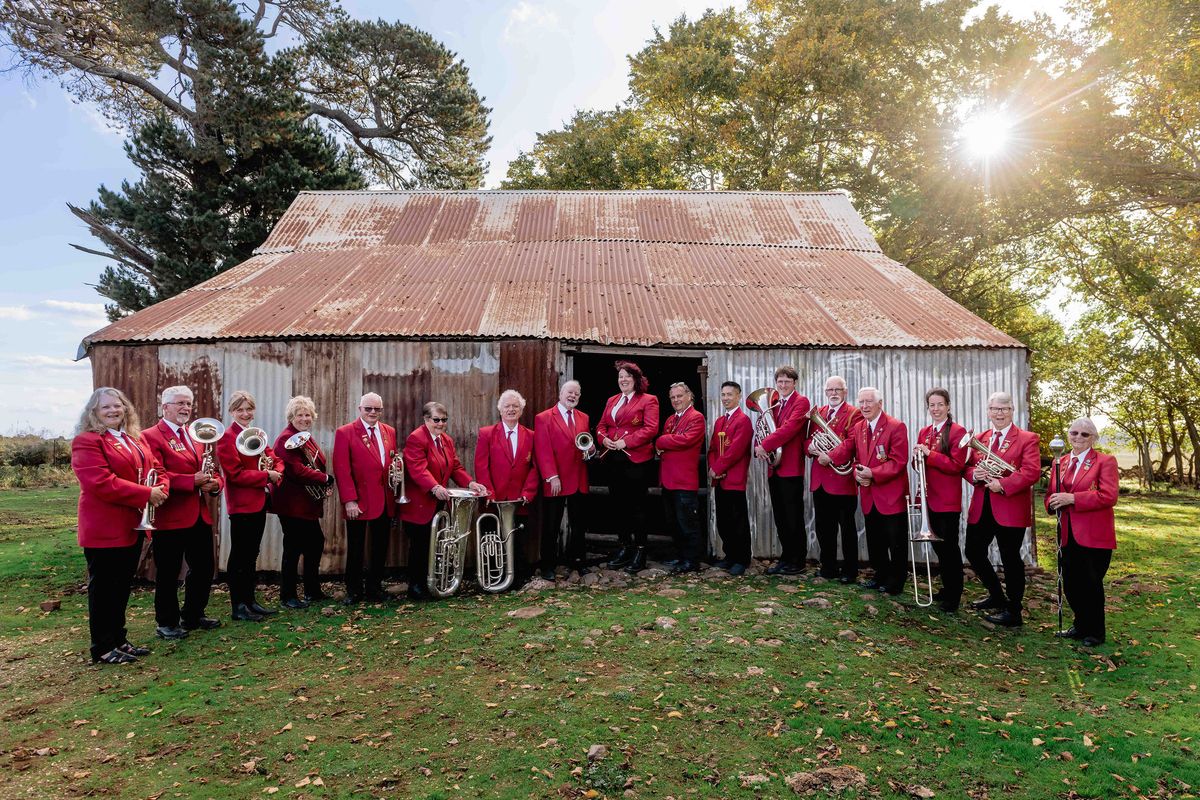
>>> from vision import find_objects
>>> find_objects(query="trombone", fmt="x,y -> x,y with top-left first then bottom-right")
907,450 -> 942,608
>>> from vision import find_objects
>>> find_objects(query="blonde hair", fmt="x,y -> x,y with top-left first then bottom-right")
76,387 -> 142,438
286,395 -> 317,423
228,389 -> 256,414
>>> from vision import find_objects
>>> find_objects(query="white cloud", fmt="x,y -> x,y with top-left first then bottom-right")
9,355 -> 89,370
0,305 -> 34,320
35,299 -> 109,329
504,1 -> 560,41
42,300 -> 105,314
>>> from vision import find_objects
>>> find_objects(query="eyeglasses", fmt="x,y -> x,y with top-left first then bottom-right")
1068,431 -> 1093,437
165,401 -> 193,407
360,406 -> 383,413
428,416 -> 449,423
988,406 -> 1013,412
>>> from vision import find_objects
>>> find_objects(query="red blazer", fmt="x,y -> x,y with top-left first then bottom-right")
271,425 -> 331,521
806,403 -> 862,496
475,423 -> 539,507
709,408 -> 752,491
596,392 -> 660,464
916,421 -> 968,513
533,405 -> 590,496
141,420 -> 224,529
656,406 -> 705,491
400,425 -> 475,525
827,413 -> 910,515
1046,451 -> 1118,549
332,419 -> 398,521
72,430 -> 167,548
217,421 -> 283,515
759,392 -> 811,478
964,426 -> 1042,528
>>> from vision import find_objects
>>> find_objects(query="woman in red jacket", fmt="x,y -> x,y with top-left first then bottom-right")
912,388 -> 969,612
271,395 -> 334,609
596,361 -> 660,573
72,388 -> 167,664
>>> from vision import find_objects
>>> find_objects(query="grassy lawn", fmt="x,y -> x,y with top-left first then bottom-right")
0,488 -> 1196,799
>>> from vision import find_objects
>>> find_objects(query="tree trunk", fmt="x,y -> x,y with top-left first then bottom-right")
1166,405 -> 1185,484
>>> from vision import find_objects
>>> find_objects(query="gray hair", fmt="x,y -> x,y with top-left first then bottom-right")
825,375 -> 847,390
857,386 -> 882,403
498,389 -> 526,411
160,385 -> 193,406
988,391 -> 1014,408
1069,417 -> 1098,437
359,392 -> 382,407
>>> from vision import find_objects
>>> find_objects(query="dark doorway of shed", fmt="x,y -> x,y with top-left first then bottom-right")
568,351 -> 709,564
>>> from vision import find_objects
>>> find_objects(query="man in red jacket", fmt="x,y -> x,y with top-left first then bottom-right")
709,381 -> 752,576
141,385 -> 225,639
822,387 -> 910,595
963,391 -> 1042,627
806,375 -> 863,583
475,389 -> 540,580
656,382 -> 706,573
533,380 -> 593,580
332,392 -> 397,604
753,366 -> 811,575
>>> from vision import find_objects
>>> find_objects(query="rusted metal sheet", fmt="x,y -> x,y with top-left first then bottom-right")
88,344 -> 161,430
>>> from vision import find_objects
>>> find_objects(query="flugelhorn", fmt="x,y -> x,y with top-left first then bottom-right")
906,450 -> 942,608
188,417 -> 225,476
427,489 -> 481,599
236,426 -> 272,470
807,406 -> 854,475
388,449 -> 408,504
475,499 -> 523,593
284,430 -> 331,501
135,467 -> 158,531
746,387 -> 782,467
960,430 -> 1017,479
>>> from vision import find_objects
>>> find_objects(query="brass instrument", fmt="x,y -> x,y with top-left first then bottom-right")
427,489 -> 481,599
746,387 -> 782,467
475,499 -> 523,593
135,467 -> 158,531
188,417 -> 225,476
960,430 -> 1018,479
907,450 -> 942,608
388,449 -> 408,504
236,426 -> 273,470
574,431 -> 594,458
807,406 -> 854,475
284,430 -> 331,501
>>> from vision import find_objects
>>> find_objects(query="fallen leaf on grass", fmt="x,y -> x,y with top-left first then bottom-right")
786,766 -> 867,794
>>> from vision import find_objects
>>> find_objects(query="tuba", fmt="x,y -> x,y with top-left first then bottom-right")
135,467 -> 158,531
746,387 -> 782,467
236,426 -> 272,470
475,499 -> 523,593
284,430 -> 331,501
907,450 -> 942,608
188,417 -> 225,476
387,449 -> 408,504
427,489 -> 481,599
960,430 -> 1017,479
807,406 -> 854,475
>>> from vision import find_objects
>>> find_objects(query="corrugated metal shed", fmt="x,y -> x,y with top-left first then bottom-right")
81,191 -> 1022,352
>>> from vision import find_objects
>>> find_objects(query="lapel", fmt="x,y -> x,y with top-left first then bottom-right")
553,406 -> 572,438
159,419 -> 199,466
104,431 -> 142,475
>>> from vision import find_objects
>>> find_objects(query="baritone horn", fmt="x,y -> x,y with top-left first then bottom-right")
907,449 -> 942,608
388,449 -> 408,504
427,489 -> 481,599
284,430 -> 331,501
746,387 -> 782,467
236,426 -> 272,470
807,406 -> 854,475
960,430 -> 1018,478
135,467 -> 158,531
475,499 -> 523,593
188,417 -> 225,476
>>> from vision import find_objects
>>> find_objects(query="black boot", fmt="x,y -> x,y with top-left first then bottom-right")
609,546 -> 634,568
623,547 -> 647,574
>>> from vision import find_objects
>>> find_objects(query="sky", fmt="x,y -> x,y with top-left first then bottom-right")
0,0 -> 1061,436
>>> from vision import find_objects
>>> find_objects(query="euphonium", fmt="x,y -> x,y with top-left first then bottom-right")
135,467 -> 158,531
959,430 -> 1018,478
907,450 -> 942,608
284,430 -> 331,501
188,417 -> 225,476
236,426 -> 272,470
427,489 -> 481,599
746,387 -> 782,467
475,499 -> 523,593
387,449 -> 408,504
807,406 -> 854,475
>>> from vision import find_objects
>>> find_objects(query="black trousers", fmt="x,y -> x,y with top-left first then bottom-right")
965,493 -> 1027,614
812,487 -> 858,578
346,513 -> 392,598
864,507 -> 908,592
404,519 -> 432,589
714,488 -> 751,565
227,510 -> 267,608
929,509 -> 963,604
541,492 -> 585,569
1062,527 -> 1113,641
151,517 -> 214,627
767,474 -> 806,565
279,515 -> 325,601
607,454 -> 654,547
84,539 -> 141,660
662,489 -> 702,562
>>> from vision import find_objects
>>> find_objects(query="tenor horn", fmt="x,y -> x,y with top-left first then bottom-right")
188,417 -> 225,476
907,450 -> 942,608
427,489 -> 481,599
236,426 -> 272,470
807,406 -> 854,475
746,387 -> 782,467
475,499 -> 523,593
284,430 -> 331,501
387,449 -> 408,504
959,430 -> 1018,478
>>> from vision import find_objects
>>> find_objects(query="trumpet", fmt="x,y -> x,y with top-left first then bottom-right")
475,499 -> 523,593
907,450 -> 942,608
135,467 -> 158,531
284,430 -> 331,501
807,406 -> 854,475
236,426 -> 273,470
427,489 -> 482,599
188,417 -> 225,476
960,430 -> 1017,479
746,387 -> 782,467
388,449 -> 408,504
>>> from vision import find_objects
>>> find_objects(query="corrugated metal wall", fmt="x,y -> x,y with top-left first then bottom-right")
704,347 -> 1035,565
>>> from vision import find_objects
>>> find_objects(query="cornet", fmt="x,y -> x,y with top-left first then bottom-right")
475,499 -> 523,593
807,406 -> 854,475
906,450 -> 942,608
746,387 -> 782,467
959,430 -> 1017,479
236,426 -> 273,470
135,467 -> 158,531
284,430 -> 331,501
188,417 -> 225,476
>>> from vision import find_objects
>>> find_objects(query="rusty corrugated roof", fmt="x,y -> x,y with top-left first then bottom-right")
82,190 -> 1024,350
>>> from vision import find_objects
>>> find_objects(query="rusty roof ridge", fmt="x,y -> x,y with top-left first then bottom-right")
293,189 -> 854,197
252,238 -> 886,257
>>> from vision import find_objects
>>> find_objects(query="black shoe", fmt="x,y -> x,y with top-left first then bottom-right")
155,625 -> 189,640
818,569 -> 839,579
608,546 -> 635,569
930,589 -> 945,602
711,559 -> 732,570
182,616 -> 221,631
538,568 -> 556,581
304,591 -> 330,603
623,547 -> 647,573
1055,626 -> 1082,640
971,595 -> 1006,611
985,609 -> 1023,627
767,561 -> 802,576
839,575 -> 857,585
249,603 -> 277,616
884,585 -> 904,596
341,594 -> 361,606
669,560 -> 699,574
93,648 -> 137,665
282,598 -> 309,610
860,579 -> 881,590
1079,636 -> 1104,647
728,563 -> 747,576
938,600 -> 959,613
118,642 -> 152,657
406,583 -> 430,601
231,604 -> 264,621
